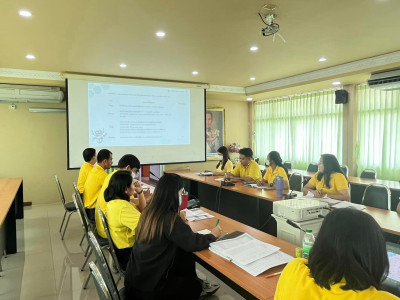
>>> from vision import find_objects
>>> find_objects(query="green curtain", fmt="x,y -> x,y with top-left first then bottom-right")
356,85 -> 400,180
254,90 -> 342,169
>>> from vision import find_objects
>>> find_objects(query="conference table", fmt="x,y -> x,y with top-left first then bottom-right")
290,169 -> 400,211
0,178 -> 24,261
168,170 -> 400,237
188,207 -> 296,300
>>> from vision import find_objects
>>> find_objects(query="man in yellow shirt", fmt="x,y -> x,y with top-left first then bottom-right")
76,148 -> 97,194
226,148 -> 262,182
83,149 -> 113,220
95,154 -> 143,238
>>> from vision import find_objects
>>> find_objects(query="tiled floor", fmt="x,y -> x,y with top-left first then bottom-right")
0,203 -> 245,300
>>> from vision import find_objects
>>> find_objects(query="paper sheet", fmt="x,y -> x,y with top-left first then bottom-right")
331,201 -> 365,210
185,208 -> 214,221
197,229 -> 212,235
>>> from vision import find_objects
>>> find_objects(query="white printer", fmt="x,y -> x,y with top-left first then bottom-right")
273,198 -> 329,222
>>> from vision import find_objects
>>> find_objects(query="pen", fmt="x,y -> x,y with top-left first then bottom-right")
216,219 -> 220,226
265,271 -> 282,278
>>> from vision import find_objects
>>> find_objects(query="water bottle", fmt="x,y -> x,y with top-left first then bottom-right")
275,176 -> 284,197
302,229 -> 315,260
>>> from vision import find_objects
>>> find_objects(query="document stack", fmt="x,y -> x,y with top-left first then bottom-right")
209,233 -> 292,276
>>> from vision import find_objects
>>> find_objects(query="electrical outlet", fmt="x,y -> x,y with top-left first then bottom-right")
9,104 -> 16,110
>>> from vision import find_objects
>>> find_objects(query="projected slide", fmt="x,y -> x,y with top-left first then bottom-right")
88,82 -> 190,147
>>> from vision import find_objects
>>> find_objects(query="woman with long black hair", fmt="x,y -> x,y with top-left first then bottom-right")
257,151 -> 289,189
213,146 -> 233,175
124,173 -> 222,299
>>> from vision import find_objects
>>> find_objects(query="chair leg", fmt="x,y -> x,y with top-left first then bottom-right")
83,272 -> 91,289
79,233 -> 85,246
84,244 -> 90,257
81,249 -> 92,271
61,212 -> 74,240
59,210 -> 67,233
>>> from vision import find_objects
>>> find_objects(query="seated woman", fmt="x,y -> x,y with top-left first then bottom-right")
226,148 -> 262,182
124,173 -> 222,299
211,146 -> 233,176
257,151 -> 289,189
303,154 -> 350,201
104,170 -> 146,271
275,208 -> 397,299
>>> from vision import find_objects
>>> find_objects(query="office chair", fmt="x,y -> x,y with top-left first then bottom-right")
306,163 -> 318,173
283,161 -> 292,170
360,169 -> 377,179
289,173 -> 304,192
340,165 -> 349,177
254,158 -> 260,164
54,175 -> 77,240
362,183 -> 391,210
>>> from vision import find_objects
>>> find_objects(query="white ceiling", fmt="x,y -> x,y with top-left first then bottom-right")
1,0 -> 400,100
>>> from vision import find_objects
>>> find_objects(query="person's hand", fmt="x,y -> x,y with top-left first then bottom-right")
225,172 -> 232,180
311,190 -> 323,198
133,180 -> 143,194
143,189 -> 152,203
180,210 -> 187,221
211,225 -> 222,238
256,180 -> 263,186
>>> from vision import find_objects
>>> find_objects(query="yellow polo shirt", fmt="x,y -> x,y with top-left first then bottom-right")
83,164 -> 107,209
231,160 -> 262,181
216,160 -> 233,173
77,162 -> 94,193
275,258 -> 398,300
95,170 -> 118,238
106,199 -> 141,249
263,166 -> 288,184
308,172 -> 349,195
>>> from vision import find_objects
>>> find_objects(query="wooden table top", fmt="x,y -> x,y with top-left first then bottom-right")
0,178 -> 23,227
167,170 -> 288,202
189,207 -> 296,300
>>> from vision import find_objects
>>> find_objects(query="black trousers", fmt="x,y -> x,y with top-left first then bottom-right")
115,247 -> 132,271
85,208 -> 95,222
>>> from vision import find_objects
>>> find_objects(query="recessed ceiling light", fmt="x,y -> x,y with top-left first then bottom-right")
26,54 -> 35,60
319,57 -> 327,62
250,77 -> 256,81
332,81 -> 341,85
250,46 -> 258,52
247,97 -> 253,101
192,71 -> 198,75
19,10 -> 32,17
120,63 -> 127,68
156,31 -> 166,37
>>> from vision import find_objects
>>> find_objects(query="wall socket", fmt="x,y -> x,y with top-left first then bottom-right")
9,104 -> 16,110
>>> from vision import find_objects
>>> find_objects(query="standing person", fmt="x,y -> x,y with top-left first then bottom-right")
104,170 -> 146,271
77,148 -> 96,194
226,148 -> 262,182
206,110 -> 220,153
303,154 -> 350,201
275,208 -> 398,299
257,151 -> 289,189
95,154 -> 145,238
83,149 -> 113,220
124,173 -> 222,299
206,146 -> 233,175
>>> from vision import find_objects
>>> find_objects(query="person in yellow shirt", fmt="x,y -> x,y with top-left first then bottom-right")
205,146 -> 233,175
303,154 -> 350,201
275,208 -> 398,300
226,148 -> 262,182
95,154 -> 144,238
256,151 -> 289,189
105,170 -> 146,271
77,148 -> 97,194
83,149 -> 113,220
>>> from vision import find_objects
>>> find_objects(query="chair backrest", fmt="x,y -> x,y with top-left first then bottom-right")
72,187 -> 92,234
88,231 -> 120,300
360,169 -> 377,179
97,206 -> 125,276
283,161 -> 292,170
362,183 -> 391,210
254,158 -> 259,164
289,172 -> 303,192
306,163 -> 318,173
89,261 -> 113,300
54,175 -> 66,206
340,165 -> 349,177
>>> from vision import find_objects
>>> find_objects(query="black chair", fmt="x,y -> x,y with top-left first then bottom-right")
283,161 -> 292,170
306,163 -> 318,173
89,261 -> 113,300
360,169 -> 377,179
362,183 -> 391,210
340,165 -> 349,177
254,158 -> 260,164
54,174 -> 77,240
88,231 -> 122,300
289,173 -> 303,192
97,206 -> 125,285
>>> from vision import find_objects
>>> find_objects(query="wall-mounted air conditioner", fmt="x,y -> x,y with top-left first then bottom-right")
0,84 -> 64,103
367,69 -> 400,91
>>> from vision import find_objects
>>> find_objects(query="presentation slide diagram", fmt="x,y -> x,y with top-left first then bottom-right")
88,82 -> 190,147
